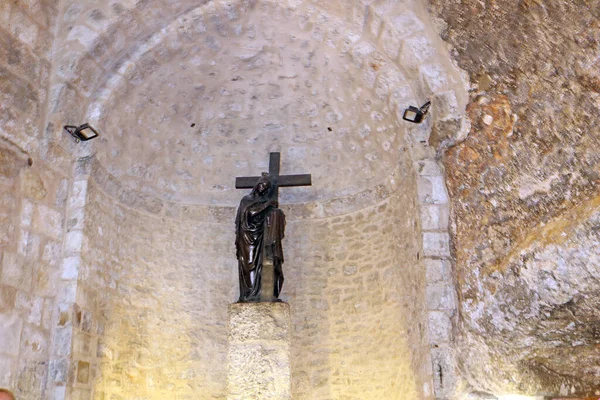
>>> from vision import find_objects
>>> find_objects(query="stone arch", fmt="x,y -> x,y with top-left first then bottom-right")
45,1 -> 469,399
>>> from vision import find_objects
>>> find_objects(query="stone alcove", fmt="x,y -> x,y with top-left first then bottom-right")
1,0 -> 468,399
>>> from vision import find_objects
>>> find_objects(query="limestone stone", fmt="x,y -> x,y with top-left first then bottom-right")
227,302 -> 292,400
0,312 -> 23,357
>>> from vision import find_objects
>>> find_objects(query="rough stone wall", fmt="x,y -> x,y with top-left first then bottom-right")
0,2 -> 78,399
0,1 -> 56,153
75,176 -> 236,399
71,158 -> 432,400
426,0 -> 600,397
0,142 -> 72,399
285,182 -> 431,400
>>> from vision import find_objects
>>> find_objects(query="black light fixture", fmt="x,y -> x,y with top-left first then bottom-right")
402,101 -> 431,124
64,123 -> 100,142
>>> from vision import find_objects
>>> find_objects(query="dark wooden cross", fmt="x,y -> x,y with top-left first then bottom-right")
235,152 -> 312,301
235,152 -> 312,198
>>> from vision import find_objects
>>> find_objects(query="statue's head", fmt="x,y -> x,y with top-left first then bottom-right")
253,173 -> 274,197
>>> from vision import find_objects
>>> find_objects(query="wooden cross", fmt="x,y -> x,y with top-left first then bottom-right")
235,152 -> 312,199
235,152 -> 312,301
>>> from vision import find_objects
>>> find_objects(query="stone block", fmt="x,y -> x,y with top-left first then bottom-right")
423,232 -> 451,257
426,284 -> 456,310
400,36 -> 436,71
430,346 -> 459,399
416,160 -> 443,177
425,259 -> 452,284
49,358 -> 69,384
0,312 -> 23,356
380,25 -> 402,59
20,200 -> 34,227
375,67 -> 405,100
76,360 -> 90,384
9,6 -> 39,47
417,176 -> 449,204
420,63 -> 449,94
16,359 -> 47,398
33,205 -> 63,239
388,11 -> 424,38
0,356 -> 15,387
0,284 -> 17,312
20,324 -> 49,361
0,29 -> 41,82
365,6 -> 383,37
420,204 -> 449,231
21,170 -> 47,200
61,257 -> 80,280
1,252 -> 33,291
227,302 -> 291,400
53,327 -> 73,357
65,230 -> 84,255
15,291 -> 43,326
428,311 -> 452,343
350,41 -> 376,68
433,91 -> 460,120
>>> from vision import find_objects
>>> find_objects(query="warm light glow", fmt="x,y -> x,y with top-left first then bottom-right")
497,395 -> 543,400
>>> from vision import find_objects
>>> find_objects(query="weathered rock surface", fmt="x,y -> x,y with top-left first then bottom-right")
427,0 -> 600,396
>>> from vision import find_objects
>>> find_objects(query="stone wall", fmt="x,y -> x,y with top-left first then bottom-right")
66,157 -> 433,399
0,1 -> 56,153
0,0 -> 471,398
0,142 -> 72,399
0,2 -> 76,399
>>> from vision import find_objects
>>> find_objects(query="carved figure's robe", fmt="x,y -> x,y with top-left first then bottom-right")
235,194 -> 285,301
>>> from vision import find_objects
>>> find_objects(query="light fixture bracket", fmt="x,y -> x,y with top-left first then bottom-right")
64,123 -> 100,142
402,101 -> 431,124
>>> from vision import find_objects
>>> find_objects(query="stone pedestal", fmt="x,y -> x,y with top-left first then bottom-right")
227,302 -> 291,400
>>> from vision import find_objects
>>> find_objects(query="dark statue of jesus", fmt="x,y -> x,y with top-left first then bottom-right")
234,152 -> 311,302
235,173 -> 285,302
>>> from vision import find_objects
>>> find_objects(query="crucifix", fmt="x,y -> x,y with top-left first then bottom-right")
234,152 -> 312,302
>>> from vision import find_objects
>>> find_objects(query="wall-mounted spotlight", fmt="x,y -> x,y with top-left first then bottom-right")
402,101 -> 431,124
64,123 -> 100,142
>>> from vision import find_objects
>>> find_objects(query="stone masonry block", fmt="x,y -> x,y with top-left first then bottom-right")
375,67 -> 405,100
428,310 -> 452,344
430,346 -> 460,399
228,302 -> 291,400
425,259 -> 452,285
420,63 -> 449,94
350,41 -> 376,68
423,232 -> 451,257
0,312 -> 23,356
0,357 -> 15,388
380,25 -> 402,59
420,204 -> 449,231
433,90 -> 460,120
426,284 -> 456,310
33,205 -> 63,239
1,252 -> 33,291
9,6 -> 39,47
417,176 -> 449,204
65,230 -> 84,255
365,6 -> 383,37
53,327 -> 73,357
0,28 -> 41,81
400,36 -> 436,70
61,257 -> 80,280
416,160 -> 443,176
387,11 -> 424,39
